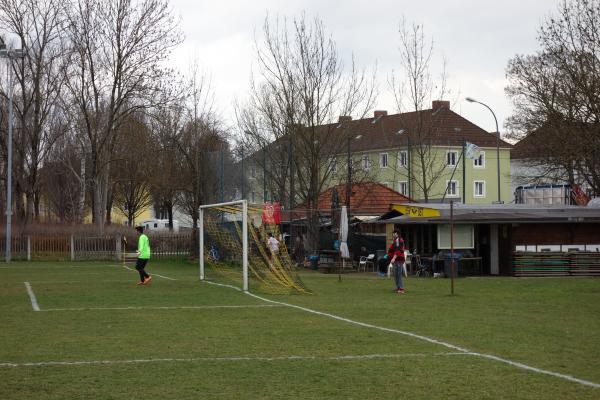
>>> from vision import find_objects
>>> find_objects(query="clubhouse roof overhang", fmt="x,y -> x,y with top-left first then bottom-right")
370,203 -> 600,225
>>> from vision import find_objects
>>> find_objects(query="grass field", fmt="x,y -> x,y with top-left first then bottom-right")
1,260 -> 599,399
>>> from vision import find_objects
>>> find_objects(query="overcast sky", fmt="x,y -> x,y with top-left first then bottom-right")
170,0 -> 560,136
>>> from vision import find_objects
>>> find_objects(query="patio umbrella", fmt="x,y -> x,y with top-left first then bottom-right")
339,205 -> 350,259
338,206 -> 350,281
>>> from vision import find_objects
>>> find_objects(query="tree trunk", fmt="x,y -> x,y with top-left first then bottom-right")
78,154 -> 86,223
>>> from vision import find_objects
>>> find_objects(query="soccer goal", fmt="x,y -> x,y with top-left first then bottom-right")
199,200 -> 309,294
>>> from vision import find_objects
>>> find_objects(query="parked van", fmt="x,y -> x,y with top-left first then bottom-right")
140,219 -> 180,233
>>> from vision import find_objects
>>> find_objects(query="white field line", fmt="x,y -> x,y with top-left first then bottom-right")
23,282 -> 40,311
241,291 -> 600,389
121,265 -> 176,280
0,352 -> 468,368
0,265 -> 123,269
40,305 -> 281,312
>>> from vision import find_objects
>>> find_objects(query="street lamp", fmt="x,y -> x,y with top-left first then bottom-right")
465,97 -> 502,203
346,134 -> 362,208
1,41 -> 25,263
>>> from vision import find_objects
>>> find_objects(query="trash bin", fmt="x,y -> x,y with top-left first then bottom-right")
443,254 -> 461,278
309,255 -> 319,270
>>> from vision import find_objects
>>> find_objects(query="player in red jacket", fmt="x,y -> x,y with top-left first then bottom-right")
387,229 -> 405,293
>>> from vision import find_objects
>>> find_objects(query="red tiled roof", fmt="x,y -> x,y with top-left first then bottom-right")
250,103 -> 512,162
288,182 -> 411,219
330,107 -> 513,154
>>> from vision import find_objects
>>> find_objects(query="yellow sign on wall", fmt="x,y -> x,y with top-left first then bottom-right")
391,204 -> 441,218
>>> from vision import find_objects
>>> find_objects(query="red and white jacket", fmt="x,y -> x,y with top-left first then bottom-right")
387,237 -> 405,262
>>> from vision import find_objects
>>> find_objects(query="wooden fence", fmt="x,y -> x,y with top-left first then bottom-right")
0,233 -> 193,261
513,251 -> 600,276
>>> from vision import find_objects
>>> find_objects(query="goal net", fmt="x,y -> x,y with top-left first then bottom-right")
199,200 -> 310,294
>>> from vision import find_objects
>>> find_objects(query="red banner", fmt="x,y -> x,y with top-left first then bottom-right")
572,185 -> 590,206
262,202 -> 281,225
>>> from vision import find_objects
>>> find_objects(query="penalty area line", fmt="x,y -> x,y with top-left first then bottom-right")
241,291 -> 600,389
0,352 -> 468,368
40,304 -> 282,312
24,282 -> 40,311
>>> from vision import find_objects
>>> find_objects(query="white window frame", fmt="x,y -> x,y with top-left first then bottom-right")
398,181 -> 408,196
397,150 -> 408,168
446,180 -> 459,197
474,151 -> 485,168
446,151 -> 458,167
379,153 -> 388,168
474,180 -> 486,197
362,154 -> 371,170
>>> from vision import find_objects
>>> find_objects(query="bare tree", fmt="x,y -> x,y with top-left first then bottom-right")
389,19 -> 450,202
0,0 -> 68,223
147,100 -> 185,230
173,64 -> 227,255
112,113 -> 154,226
238,14 -> 375,251
506,0 -> 600,196
62,0 -> 182,231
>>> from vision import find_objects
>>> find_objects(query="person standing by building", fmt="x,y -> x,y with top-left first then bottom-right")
267,232 -> 280,258
387,229 -> 405,293
135,226 -> 152,285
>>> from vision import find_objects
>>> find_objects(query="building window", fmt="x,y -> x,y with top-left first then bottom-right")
362,154 -> 371,170
398,181 -> 408,196
382,181 -> 393,189
251,191 -> 255,203
446,180 -> 458,197
250,164 -> 256,178
447,151 -> 458,167
474,181 -> 485,197
329,157 -> 337,173
397,150 -> 408,167
474,151 -> 485,168
380,153 -> 388,168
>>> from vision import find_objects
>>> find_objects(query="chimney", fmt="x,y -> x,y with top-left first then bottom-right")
373,110 -> 388,118
432,100 -> 450,111
338,115 -> 352,123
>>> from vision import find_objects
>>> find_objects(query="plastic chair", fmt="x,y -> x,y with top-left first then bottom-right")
358,254 -> 375,272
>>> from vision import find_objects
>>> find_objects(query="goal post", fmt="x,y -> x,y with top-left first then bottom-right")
199,200 -> 248,291
198,200 -> 309,295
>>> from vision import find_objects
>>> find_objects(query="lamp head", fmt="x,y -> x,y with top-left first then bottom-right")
465,97 -> 476,103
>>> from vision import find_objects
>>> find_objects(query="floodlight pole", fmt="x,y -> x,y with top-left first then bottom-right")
2,46 -> 25,263
4,55 -> 13,263
450,200 -> 455,296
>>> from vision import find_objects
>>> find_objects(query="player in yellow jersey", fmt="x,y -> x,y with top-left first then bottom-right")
135,226 -> 152,285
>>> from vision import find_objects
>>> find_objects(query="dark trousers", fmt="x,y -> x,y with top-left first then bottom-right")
135,258 -> 150,282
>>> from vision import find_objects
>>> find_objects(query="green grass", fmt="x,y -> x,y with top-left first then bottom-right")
0,260 -> 599,399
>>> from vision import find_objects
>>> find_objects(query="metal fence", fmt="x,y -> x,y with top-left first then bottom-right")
0,233 -> 193,261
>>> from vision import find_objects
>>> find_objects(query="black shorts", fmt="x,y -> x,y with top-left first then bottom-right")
136,258 -> 148,270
